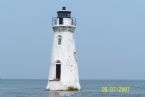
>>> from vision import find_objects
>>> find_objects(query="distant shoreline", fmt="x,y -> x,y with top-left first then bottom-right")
0,79 -> 145,81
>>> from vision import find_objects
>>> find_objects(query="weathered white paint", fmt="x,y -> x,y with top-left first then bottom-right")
46,7 -> 81,91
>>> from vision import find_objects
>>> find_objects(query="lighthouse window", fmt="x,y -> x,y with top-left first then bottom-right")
58,38 -> 61,45
74,51 -> 77,62
59,18 -> 63,24
57,35 -> 62,45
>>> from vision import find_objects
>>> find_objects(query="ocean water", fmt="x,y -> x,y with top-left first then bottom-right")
0,80 -> 145,97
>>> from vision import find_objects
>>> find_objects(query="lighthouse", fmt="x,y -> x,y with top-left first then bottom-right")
46,7 -> 81,91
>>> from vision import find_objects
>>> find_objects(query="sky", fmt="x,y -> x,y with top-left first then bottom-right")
0,0 -> 145,80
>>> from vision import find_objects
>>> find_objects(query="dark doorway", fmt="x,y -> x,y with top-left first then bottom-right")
59,18 -> 63,24
56,64 -> 61,80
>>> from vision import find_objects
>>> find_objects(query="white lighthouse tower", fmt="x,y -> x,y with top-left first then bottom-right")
46,7 -> 81,91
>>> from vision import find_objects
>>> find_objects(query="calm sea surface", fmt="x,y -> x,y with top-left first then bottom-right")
0,80 -> 144,97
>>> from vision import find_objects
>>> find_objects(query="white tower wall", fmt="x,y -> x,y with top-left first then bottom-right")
46,7 -> 81,91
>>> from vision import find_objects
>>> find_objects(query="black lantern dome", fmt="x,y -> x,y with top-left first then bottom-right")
57,7 -> 71,18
